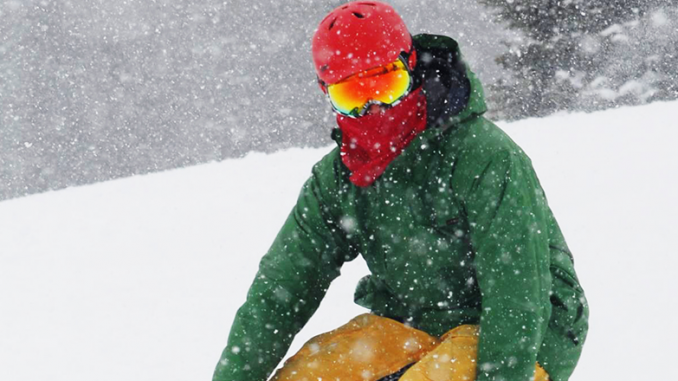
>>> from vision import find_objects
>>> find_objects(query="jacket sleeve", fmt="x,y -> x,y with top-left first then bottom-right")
461,150 -> 553,381
213,162 -> 349,381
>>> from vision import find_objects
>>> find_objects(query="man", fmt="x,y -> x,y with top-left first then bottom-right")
213,2 -> 588,381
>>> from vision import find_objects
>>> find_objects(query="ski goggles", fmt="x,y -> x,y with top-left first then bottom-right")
320,52 -> 414,118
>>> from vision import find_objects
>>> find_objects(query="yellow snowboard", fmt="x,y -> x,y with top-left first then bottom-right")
271,314 -> 548,381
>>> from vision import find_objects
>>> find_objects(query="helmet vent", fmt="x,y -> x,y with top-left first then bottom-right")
352,12 -> 365,18
328,18 -> 337,30
360,2 -> 377,6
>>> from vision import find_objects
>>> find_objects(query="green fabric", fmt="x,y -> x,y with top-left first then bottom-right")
213,34 -> 588,381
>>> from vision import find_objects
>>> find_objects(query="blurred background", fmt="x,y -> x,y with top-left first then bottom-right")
1,0 -> 676,201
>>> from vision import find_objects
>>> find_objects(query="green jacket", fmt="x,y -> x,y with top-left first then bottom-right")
214,35 -> 588,381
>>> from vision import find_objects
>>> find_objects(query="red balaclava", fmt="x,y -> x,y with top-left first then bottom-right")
312,1 -> 427,187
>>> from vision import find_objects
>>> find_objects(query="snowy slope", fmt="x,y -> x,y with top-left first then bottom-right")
1,102 -> 677,381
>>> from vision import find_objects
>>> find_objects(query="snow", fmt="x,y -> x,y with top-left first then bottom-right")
2,101 -> 678,381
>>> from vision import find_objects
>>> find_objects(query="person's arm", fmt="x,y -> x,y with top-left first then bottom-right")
213,161 -> 349,381
460,149 -> 553,381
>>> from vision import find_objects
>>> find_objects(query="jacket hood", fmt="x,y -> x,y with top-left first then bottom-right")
414,34 -> 485,128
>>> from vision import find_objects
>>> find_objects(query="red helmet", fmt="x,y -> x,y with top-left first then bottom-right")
312,1 -> 414,85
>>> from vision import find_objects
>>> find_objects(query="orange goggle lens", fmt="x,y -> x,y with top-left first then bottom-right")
327,59 -> 412,117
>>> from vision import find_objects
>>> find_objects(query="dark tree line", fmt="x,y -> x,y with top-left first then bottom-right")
481,0 -> 678,120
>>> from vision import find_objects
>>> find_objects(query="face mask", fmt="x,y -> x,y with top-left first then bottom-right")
337,87 -> 427,187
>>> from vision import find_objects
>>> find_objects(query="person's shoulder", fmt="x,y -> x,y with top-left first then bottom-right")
442,117 -> 537,194
445,116 -> 529,163
311,146 -> 343,178
308,146 -> 350,192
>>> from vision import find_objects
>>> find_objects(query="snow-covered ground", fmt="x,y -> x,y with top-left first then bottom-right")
1,102 -> 677,381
